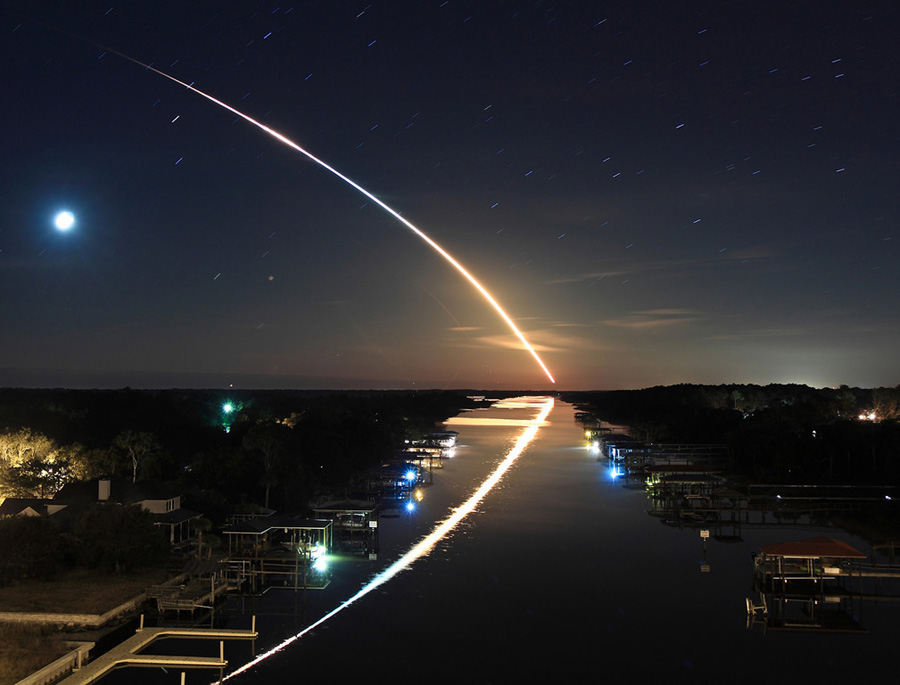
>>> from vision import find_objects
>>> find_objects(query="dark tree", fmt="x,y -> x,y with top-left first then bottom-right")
74,503 -> 169,574
243,422 -> 296,509
0,516 -> 62,584
112,430 -> 162,484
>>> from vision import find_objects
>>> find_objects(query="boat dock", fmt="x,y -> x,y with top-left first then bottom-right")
748,537 -> 900,633
57,619 -> 258,684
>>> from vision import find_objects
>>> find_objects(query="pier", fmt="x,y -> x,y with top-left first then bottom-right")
56,619 -> 258,684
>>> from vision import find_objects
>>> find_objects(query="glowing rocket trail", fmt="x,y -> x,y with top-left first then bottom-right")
222,396 -> 554,681
86,43 -> 555,384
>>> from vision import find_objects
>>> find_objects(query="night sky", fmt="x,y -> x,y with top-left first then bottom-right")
2,1 -> 899,391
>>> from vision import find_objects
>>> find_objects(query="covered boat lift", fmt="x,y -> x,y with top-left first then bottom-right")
750,537 -> 868,633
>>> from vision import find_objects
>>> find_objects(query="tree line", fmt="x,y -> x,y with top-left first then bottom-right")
564,383 -> 900,484
0,388 -> 475,583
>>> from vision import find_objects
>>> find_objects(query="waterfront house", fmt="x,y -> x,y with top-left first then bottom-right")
0,497 -> 68,518
54,478 -> 203,546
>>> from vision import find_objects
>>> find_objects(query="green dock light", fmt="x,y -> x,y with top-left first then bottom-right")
220,401 -> 242,432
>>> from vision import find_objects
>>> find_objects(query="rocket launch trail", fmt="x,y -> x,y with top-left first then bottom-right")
77,39 -> 556,384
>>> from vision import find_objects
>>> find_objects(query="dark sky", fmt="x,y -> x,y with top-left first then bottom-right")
2,1 -> 899,391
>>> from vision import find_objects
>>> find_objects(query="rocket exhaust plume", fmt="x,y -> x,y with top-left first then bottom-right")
55,33 -> 556,384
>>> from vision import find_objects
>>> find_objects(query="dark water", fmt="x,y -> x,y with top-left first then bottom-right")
109,398 -> 900,683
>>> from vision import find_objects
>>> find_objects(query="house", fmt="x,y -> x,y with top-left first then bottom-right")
54,478 -> 203,545
0,497 -> 68,518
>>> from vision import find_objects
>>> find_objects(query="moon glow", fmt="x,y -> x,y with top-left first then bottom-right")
54,210 -> 75,231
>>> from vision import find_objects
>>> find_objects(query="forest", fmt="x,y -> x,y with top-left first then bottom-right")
0,387 -> 476,583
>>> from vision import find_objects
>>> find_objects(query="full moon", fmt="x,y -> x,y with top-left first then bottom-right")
54,210 -> 75,231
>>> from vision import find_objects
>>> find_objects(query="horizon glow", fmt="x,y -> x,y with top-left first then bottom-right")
221,395 -> 554,681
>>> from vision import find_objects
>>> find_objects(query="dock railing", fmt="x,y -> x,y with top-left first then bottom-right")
14,641 -> 94,685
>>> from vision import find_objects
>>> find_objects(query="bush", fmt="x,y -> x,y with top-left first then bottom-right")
0,516 -> 62,585
74,503 -> 170,574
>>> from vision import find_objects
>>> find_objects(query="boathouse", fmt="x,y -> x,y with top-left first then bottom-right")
645,464 -> 724,498
754,537 -> 866,589
751,537 -> 869,632
313,499 -> 379,555
222,515 -> 332,558
222,515 -> 333,592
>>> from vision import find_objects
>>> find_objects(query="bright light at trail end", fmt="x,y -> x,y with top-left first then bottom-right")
54,211 -> 75,231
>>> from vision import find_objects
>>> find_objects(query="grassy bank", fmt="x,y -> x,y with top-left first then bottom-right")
0,566 -> 170,614
0,625 -> 71,685
0,566 -> 172,684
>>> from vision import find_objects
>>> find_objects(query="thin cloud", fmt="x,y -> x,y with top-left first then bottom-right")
549,246 -> 784,285
603,309 -> 703,330
708,327 -> 808,340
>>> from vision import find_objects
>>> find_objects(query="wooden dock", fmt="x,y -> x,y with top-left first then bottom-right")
57,621 -> 258,685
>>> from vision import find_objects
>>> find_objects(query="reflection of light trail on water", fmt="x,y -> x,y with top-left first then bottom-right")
37,25 -> 555,384
223,396 -> 554,681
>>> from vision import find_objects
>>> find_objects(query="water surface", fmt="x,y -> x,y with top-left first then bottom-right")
114,398 -> 900,682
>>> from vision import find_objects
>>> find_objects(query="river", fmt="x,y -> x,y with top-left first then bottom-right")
106,397 -> 900,683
